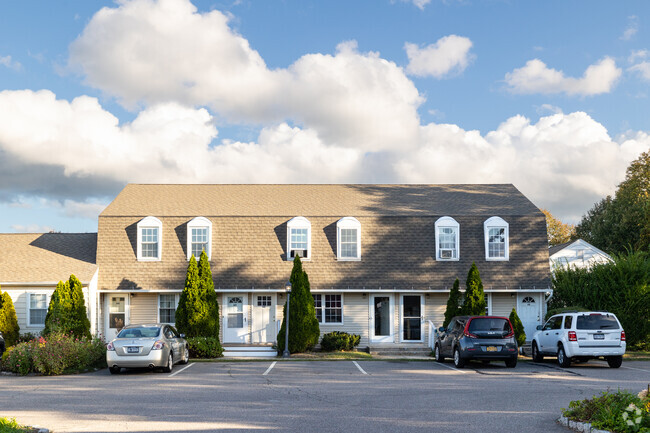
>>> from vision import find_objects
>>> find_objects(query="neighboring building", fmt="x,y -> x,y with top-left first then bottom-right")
0,233 -> 98,336
549,239 -> 613,271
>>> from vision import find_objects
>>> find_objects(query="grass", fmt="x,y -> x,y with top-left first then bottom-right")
0,417 -> 33,433
624,351 -> 650,361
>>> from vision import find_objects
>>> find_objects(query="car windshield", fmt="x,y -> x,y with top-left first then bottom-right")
468,318 -> 511,333
117,327 -> 161,338
576,314 -> 619,330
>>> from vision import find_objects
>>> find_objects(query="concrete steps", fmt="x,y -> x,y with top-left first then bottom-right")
369,346 -> 432,357
223,345 -> 277,358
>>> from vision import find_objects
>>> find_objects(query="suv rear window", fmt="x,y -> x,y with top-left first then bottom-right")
576,314 -> 619,330
468,318 -> 512,334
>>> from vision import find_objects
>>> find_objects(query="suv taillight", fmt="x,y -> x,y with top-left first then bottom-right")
568,331 -> 577,342
463,321 -> 478,338
621,331 -> 626,341
504,319 -> 515,338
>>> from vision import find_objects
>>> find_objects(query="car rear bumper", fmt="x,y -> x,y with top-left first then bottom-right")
565,343 -> 626,358
460,348 -> 518,361
106,349 -> 168,368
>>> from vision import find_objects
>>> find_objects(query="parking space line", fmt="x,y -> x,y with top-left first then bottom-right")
433,362 -> 468,374
263,361 -> 277,376
352,361 -> 368,375
622,365 -> 650,373
169,363 -> 195,377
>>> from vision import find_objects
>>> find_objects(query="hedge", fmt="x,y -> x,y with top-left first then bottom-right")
320,332 -> 361,352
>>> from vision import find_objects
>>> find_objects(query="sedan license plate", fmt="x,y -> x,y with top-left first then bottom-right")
126,346 -> 139,353
486,346 -> 497,352
593,334 -> 605,340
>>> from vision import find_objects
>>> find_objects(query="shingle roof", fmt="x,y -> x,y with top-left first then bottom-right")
549,240 -> 575,256
0,233 -> 97,284
100,184 -> 541,217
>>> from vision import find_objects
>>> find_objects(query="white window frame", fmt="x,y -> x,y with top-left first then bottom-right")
484,216 -> 509,261
286,216 -> 311,260
186,216 -> 212,260
312,293 -> 344,325
336,217 -> 361,261
484,293 -> 492,315
137,216 -> 163,261
435,216 -> 460,261
157,293 -> 180,324
27,292 -> 49,328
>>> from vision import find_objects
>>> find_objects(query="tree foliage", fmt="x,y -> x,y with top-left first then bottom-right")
0,288 -> 20,347
509,308 -> 526,346
43,275 -> 91,339
443,278 -> 462,328
277,256 -> 320,353
461,263 -> 486,316
541,209 -> 576,246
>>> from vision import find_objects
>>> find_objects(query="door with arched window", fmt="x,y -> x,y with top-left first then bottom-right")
518,295 -> 539,339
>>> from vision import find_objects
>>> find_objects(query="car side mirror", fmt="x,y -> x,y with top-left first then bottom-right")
438,327 -> 445,333
536,325 -> 542,331
179,333 -> 186,339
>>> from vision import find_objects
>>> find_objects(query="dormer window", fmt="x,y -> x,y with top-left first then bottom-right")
137,216 -> 162,261
484,216 -> 509,261
337,217 -> 361,260
435,216 -> 459,261
287,217 -> 311,260
187,217 -> 212,260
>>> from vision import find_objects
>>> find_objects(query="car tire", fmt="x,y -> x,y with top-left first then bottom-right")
606,355 -> 623,368
434,344 -> 445,362
163,353 -> 173,373
557,345 -> 571,368
505,357 -> 517,368
453,348 -> 465,368
109,366 -> 120,375
179,346 -> 189,365
531,342 -> 543,362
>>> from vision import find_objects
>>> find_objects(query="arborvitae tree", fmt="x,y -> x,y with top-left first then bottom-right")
0,288 -> 20,347
443,278 -> 462,328
277,256 -> 320,353
43,280 -> 68,336
43,275 -> 91,338
197,250 -> 220,338
175,255 -> 199,337
461,262 -> 486,316
509,308 -> 526,346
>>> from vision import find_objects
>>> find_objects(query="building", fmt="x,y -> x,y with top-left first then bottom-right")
549,239 -> 612,272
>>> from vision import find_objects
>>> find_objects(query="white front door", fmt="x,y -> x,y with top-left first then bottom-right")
224,294 -> 249,343
104,294 -> 129,341
370,294 -> 394,343
518,294 -> 540,340
252,294 -> 274,344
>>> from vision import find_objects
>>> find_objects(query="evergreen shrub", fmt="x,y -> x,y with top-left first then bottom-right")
43,275 -> 91,339
443,278 -> 462,328
320,331 -> 361,352
186,336 -> 224,358
0,289 -> 20,347
461,263 -> 486,316
509,308 -> 526,346
176,252 -> 220,339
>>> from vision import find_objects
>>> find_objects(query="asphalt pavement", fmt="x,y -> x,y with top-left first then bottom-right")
1,359 -> 649,433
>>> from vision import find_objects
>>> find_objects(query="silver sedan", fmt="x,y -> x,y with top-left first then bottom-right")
106,324 -> 189,374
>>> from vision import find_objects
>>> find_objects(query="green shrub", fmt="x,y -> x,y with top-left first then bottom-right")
443,278 -> 462,328
43,275 -> 91,339
0,289 -> 20,347
320,332 -> 360,352
545,306 -> 589,321
186,336 -> 223,358
461,263 -> 486,316
16,333 -> 38,344
3,342 -> 34,375
509,308 -> 526,346
0,417 -> 31,433
563,389 -> 650,432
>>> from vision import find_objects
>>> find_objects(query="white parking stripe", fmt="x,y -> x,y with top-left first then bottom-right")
263,361 -> 277,376
622,365 -> 650,373
169,363 -> 195,377
353,361 -> 368,375
434,362 -> 468,374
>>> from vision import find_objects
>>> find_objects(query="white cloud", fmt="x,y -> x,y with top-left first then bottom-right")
536,104 -> 563,115
505,57 -> 622,96
0,55 -> 21,71
629,62 -> 650,81
11,224 -> 54,233
411,0 -> 431,10
620,15 -> 638,41
404,35 -> 474,78
628,49 -> 648,63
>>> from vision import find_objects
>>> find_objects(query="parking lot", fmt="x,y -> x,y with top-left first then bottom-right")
1,359 -> 649,433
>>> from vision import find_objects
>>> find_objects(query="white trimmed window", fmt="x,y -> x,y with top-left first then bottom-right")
337,217 -> 361,260
28,293 -> 48,326
186,217 -> 212,260
158,294 -> 179,324
137,216 -> 162,261
484,294 -> 491,315
287,217 -> 311,260
312,294 -> 343,324
484,216 -> 509,261
435,216 -> 460,261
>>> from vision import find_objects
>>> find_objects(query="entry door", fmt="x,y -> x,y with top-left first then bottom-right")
252,294 -> 274,344
104,295 -> 128,341
369,295 -> 394,343
518,294 -> 539,339
224,295 -> 249,343
401,295 -> 423,342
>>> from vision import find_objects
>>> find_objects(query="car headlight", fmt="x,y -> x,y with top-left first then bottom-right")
152,340 -> 166,350
106,342 -> 115,351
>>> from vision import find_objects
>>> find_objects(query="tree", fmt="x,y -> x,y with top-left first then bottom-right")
175,252 -> 220,338
175,255 -> 199,336
461,263 -> 486,316
509,308 -> 526,346
43,275 -> 91,338
43,280 -> 67,336
197,251 -> 219,339
0,288 -> 20,347
541,209 -> 576,246
443,278 -> 462,328
276,256 -> 320,353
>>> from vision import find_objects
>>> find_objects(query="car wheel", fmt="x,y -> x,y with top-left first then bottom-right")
606,355 -> 623,368
505,357 -> 517,368
163,353 -> 173,373
180,346 -> 189,365
108,366 -> 120,375
434,344 -> 445,362
453,348 -> 465,368
557,345 -> 571,368
531,342 -> 543,362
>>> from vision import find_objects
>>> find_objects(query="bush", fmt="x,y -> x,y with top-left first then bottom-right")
320,332 -> 361,352
563,389 -> 650,432
0,289 -> 20,347
0,417 -> 31,433
461,263 -> 486,316
443,278 -> 462,328
186,336 -> 223,358
509,308 -> 526,346
43,275 -> 91,339
16,333 -> 38,344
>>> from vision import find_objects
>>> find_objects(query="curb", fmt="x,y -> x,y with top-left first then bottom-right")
557,416 -> 610,433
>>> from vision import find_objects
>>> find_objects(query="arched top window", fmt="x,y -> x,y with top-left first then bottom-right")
484,216 -> 509,261
137,216 -> 162,261
337,217 -> 361,260
187,217 -> 212,260
435,216 -> 460,261
287,217 -> 311,260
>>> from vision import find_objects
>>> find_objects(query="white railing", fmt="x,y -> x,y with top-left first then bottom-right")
427,320 -> 436,349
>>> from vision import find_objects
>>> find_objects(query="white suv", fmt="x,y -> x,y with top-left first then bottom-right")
531,311 -> 626,368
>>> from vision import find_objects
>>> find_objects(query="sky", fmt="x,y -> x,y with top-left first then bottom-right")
0,0 -> 649,233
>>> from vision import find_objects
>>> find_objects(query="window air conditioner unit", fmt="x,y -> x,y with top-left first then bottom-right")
440,249 -> 454,259
291,249 -> 308,258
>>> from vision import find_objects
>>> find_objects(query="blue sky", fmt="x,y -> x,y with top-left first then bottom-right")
0,0 -> 648,233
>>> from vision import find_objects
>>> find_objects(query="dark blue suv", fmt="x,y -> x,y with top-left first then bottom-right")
434,316 -> 518,368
